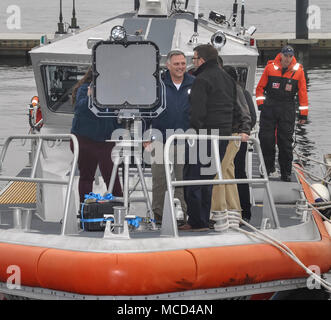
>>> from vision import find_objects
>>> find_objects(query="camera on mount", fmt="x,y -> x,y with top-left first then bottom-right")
209,11 -> 226,24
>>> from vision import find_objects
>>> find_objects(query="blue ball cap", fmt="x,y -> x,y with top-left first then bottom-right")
281,45 -> 294,56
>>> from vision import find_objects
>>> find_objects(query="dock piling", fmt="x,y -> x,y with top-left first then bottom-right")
295,0 -> 310,65
296,0 -> 309,40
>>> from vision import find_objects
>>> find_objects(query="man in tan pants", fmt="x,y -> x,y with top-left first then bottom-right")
211,134 -> 242,212
211,65 -> 251,214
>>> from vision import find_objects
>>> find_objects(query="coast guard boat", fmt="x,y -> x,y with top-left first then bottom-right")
0,0 -> 330,300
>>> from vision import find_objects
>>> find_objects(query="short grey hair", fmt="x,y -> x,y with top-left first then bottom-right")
166,50 -> 186,63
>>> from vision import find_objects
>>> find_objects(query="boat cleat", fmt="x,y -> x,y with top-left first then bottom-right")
295,199 -> 311,222
103,207 -> 130,239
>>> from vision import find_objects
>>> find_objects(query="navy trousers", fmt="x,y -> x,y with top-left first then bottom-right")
234,142 -> 251,221
184,139 -> 228,228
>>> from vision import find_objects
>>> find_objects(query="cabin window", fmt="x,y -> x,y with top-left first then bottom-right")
41,65 -> 89,113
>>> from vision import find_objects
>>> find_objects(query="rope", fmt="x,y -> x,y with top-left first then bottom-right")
219,213 -> 331,292
212,210 -> 241,232
293,149 -> 331,183
84,192 -> 113,202
308,202 -> 331,225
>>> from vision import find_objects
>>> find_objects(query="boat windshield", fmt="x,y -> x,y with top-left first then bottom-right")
41,64 -> 89,113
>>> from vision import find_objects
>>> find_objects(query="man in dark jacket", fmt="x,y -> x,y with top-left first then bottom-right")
144,50 -> 195,223
180,44 -> 249,231
211,65 -> 251,215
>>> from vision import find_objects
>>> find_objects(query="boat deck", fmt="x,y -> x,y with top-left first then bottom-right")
0,202 -> 300,238
0,147 -> 303,239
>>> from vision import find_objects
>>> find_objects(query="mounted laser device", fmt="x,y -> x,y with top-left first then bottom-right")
87,28 -> 165,221
88,26 -> 165,120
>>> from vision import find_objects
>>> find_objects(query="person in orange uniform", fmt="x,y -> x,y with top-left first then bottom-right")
256,45 -> 309,182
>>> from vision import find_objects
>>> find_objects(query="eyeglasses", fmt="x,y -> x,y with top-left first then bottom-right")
192,56 -> 200,61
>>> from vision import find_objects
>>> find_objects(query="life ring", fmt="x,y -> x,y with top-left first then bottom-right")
29,96 -> 43,131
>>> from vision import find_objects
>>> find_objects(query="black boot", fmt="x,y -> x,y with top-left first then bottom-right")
281,174 -> 291,182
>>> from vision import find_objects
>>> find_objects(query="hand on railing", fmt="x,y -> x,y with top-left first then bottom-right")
239,133 -> 250,142
143,141 -> 153,152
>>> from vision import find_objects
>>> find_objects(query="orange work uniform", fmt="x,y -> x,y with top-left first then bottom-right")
255,53 -> 309,178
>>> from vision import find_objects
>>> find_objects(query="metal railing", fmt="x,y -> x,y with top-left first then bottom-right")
0,134 -> 79,235
163,134 -> 280,237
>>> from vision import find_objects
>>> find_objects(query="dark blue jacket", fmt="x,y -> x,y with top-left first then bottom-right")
71,83 -> 119,142
151,71 -> 195,142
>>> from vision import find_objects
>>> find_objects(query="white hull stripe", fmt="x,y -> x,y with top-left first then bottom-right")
299,106 -> 309,110
256,97 -> 266,101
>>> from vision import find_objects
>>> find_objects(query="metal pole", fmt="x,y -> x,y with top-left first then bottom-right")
194,0 -> 199,33
232,0 -> 238,27
296,0 -> 309,40
56,0 -> 66,34
241,0 -> 245,28
70,0 -> 79,29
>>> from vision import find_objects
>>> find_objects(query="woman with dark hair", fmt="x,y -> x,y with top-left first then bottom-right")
71,67 -> 122,202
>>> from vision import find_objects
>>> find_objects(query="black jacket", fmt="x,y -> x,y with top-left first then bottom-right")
232,84 -> 251,135
189,59 -> 236,136
243,89 -> 257,130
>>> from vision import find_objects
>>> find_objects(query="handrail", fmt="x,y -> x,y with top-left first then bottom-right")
163,134 -> 280,237
0,134 -> 79,235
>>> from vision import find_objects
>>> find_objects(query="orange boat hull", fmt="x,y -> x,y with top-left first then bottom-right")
0,165 -> 330,296
0,216 -> 331,296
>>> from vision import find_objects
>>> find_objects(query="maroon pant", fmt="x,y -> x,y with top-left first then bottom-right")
70,135 -> 122,202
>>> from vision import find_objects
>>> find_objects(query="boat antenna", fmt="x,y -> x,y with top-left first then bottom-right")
189,0 -> 199,43
56,0 -> 66,34
241,0 -> 245,28
232,0 -> 238,27
70,0 -> 80,29
185,0 -> 189,9
134,0 -> 140,11
194,0 -> 199,34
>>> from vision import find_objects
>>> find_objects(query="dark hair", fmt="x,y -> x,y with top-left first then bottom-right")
223,65 -> 238,82
72,67 -> 92,106
193,44 -> 218,62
